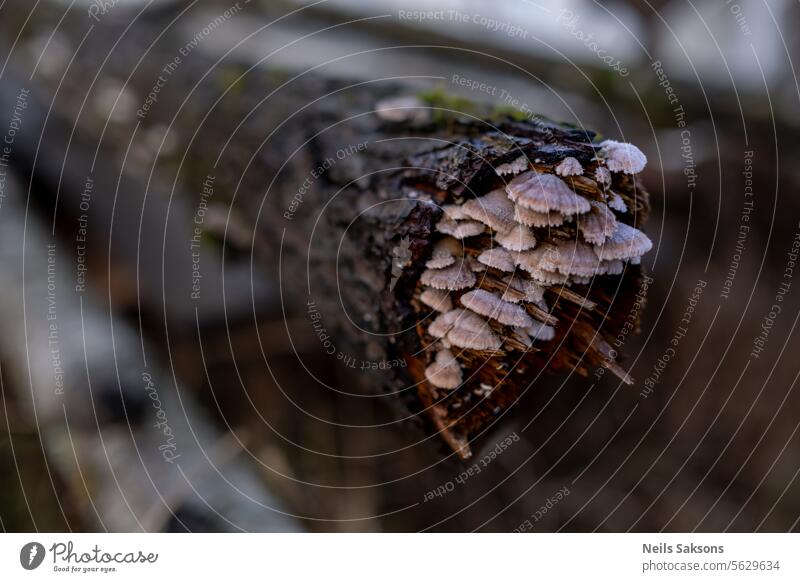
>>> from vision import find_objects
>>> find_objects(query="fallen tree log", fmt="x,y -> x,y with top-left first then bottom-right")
0,1 -> 651,459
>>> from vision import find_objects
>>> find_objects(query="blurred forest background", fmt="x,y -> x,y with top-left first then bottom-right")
2,0 -> 800,532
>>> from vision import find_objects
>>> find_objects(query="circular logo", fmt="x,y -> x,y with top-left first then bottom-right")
19,542 -> 46,570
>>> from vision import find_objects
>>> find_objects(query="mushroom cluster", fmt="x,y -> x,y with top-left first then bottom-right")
417,140 -> 652,390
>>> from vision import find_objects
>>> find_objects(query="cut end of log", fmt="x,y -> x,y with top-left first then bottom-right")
391,118 -> 652,458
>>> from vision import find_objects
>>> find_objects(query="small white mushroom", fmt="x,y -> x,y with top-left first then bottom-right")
598,259 -> 624,275
496,224 -> 537,252
554,156 -> 584,177
436,216 -> 485,239
506,171 -> 591,216
570,275 -> 592,285
447,326 -> 502,351
503,275 -> 547,307
539,239 -> 600,278
420,262 -> 477,290
494,155 -> 529,176
420,288 -> 453,312
630,255 -> 642,265
593,222 -> 653,261
525,321 -> 556,342
428,313 -> 452,338
607,192 -> 628,213
461,189 -> 516,233
514,205 -> 566,228
514,246 -> 570,285
460,289 -> 534,328
595,166 -> 612,185
442,204 -> 470,221
600,140 -> 647,174
442,308 -> 488,332
424,349 -> 463,389
477,247 -> 515,272
578,201 -> 618,245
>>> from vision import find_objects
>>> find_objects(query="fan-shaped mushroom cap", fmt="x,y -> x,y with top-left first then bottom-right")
570,275 -> 592,285
540,239 -> 600,277
593,222 -> 653,261
442,204 -> 470,221
578,201 -> 619,245
595,166 -> 612,185
525,321 -> 556,341
441,308 -> 488,332
555,156 -> 584,177
630,255 -> 641,265
477,247 -> 515,272
424,349 -> 463,389
462,189 -> 516,233
460,289 -> 534,328
514,246 -> 570,284
420,262 -> 477,290
496,224 -> 537,252
504,275 -> 547,306
420,288 -> 453,312
600,140 -> 647,174
598,259 -> 624,275
436,217 -> 485,239
509,328 -> 533,349
447,326 -> 502,351
426,237 -> 463,269
514,205 -> 566,228
506,171 -> 591,215
494,155 -> 529,176
427,313 -> 451,338
607,192 -> 628,213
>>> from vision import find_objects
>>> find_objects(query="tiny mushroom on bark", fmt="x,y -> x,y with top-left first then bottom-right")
496,224 -> 537,252
554,156 -> 584,177
578,201 -> 619,245
460,289 -> 534,328
424,349 -> 463,389
494,155 -> 529,176
420,288 -> 453,312
593,222 -> 653,261
462,189 -> 516,233
420,262 -> 477,290
506,171 -> 591,215
600,140 -> 647,174
477,247 -> 515,272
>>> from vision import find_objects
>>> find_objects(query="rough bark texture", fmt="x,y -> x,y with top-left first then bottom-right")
0,2 -> 649,459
